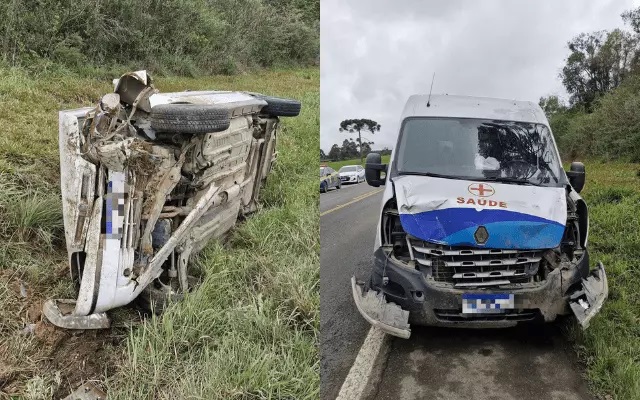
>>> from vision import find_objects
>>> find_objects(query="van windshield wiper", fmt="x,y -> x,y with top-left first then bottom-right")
476,176 -> 538,186
397,171 -> 461,180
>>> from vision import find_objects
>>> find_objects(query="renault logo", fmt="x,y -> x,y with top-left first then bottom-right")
474,226 -> 489,244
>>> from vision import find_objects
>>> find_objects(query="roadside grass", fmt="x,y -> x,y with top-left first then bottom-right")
0,68 -> 319,398
568,161 -> 640,400
324,154 -> 391,171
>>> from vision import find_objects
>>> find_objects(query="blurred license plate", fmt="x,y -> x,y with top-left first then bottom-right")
462,293 -> 514,314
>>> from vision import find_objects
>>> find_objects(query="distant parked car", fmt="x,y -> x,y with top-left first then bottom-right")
320,166 -> 341,192
339,165 -> 365,184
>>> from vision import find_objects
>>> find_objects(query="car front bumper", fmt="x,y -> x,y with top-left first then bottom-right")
340,175 -> 358,182
352,248 -> 608,339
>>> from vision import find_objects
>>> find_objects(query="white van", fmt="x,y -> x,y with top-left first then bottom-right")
351,94 -> 607,339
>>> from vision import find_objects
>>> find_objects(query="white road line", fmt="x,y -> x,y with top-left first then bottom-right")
335,327 -> 390,400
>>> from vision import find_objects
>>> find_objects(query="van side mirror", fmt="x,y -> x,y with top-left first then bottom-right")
365,152 -> 387,187
566,162 -> 585,193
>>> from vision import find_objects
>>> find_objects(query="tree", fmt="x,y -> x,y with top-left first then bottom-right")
340,139 -> 359,159
320,148 -> 327,160
539,95 -> 567,118
339,119 -> 381,163
560,21 -> 640,110
327,144 -> 341,161
360,141 -> 373,156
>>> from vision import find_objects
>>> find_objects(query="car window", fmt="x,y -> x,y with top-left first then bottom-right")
339,166 -> 357,172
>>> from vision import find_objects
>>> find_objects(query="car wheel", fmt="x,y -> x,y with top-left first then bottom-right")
249,94 -> 302,117
320,182 -> 327,193
337,181 -> 342,189
150,103 -> 230,134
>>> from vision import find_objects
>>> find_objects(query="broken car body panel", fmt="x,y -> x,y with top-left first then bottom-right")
48,70 -> 300,328
354,95 -> 607,338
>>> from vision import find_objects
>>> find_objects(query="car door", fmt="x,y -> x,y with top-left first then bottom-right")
321,167 -> 329,187
328,167 -> 337,187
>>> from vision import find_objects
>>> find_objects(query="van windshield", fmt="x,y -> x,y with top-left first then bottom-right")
395,118 -> 567,187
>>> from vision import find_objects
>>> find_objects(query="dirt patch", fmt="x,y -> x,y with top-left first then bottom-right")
48,326 -> 122,398
0,266 -> 140,399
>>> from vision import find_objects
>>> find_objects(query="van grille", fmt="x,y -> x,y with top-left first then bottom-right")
434,308 -> 540,322
409,239 -> 542,288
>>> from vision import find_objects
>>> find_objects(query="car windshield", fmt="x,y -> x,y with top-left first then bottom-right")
395,117 -> 566,187
339,166 -> 356,172
320,167 -> 328,176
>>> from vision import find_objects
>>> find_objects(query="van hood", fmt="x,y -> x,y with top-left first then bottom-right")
393,175 -> 567,249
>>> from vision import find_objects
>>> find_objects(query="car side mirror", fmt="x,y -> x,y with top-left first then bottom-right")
365,152 -> 387,187
566,161 -> 585,193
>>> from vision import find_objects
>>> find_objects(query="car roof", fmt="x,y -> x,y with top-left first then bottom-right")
401,94 -> 547,124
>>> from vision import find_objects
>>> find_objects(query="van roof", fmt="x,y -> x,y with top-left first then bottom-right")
401,94 -> 547,124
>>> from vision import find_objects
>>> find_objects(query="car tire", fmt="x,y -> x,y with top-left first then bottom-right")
150,103 -> 230,134
321,181 -> 327,193
337,181 -> 342,189
251,94 -> 302,117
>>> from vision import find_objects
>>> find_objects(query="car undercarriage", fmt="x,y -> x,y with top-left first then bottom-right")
44,70 -> 301,329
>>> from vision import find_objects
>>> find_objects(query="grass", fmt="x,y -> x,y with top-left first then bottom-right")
0,67 -> 318,399
567,161 -> 640,400
324,154 -> 391,171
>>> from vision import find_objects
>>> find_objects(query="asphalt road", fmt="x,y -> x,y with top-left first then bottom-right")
320,182 -> 595,400
375,324 -> 594,400
320,182 -> 383,400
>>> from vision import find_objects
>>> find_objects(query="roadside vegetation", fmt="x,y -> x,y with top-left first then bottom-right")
0,0 -> 319,76
570,162 -> 640,400
324,155 -> 391,172
536,8 -> 640,399
0,67 -> 319,398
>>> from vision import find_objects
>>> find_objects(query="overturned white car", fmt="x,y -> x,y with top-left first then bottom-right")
44,71 -> 301,329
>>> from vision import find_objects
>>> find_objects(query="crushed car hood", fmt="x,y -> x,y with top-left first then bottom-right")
393,175 -> 567,249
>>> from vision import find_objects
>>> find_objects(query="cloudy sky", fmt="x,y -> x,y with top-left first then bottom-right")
320,0 -> 640,152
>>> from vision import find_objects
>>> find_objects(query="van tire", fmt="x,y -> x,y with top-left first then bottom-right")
150,103 -> 230,134
252,94 -> 301,117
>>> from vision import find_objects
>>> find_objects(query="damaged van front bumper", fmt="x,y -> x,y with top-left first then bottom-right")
351,249 -> 608,339
350,276 -> 411,339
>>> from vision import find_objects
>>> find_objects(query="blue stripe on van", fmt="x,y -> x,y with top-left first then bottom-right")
399,208 -> 565,249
